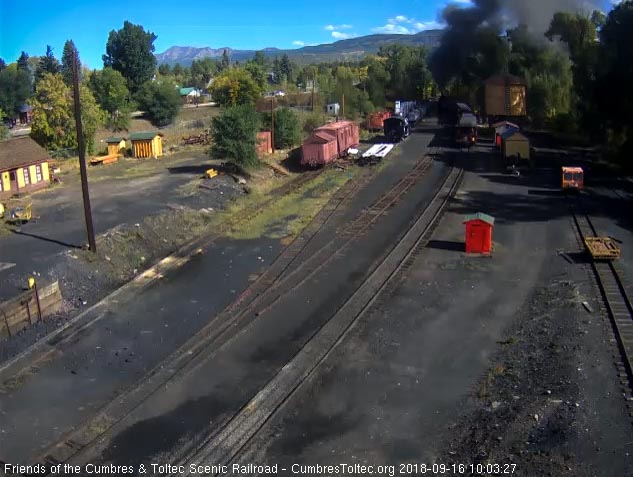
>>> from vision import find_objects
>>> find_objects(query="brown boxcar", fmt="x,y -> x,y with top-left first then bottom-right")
301,131 -> 339,167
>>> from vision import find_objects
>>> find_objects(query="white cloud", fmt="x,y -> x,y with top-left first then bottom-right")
325,24 -> 353,31
449,0 -> 473,4
373,14 -> 442,35
292,40 -> 305,46
331,31 -> 354,39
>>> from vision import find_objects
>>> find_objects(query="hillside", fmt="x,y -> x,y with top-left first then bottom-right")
155,30 -> 443,66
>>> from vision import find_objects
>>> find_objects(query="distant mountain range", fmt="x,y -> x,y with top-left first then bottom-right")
155,30 -> 444,66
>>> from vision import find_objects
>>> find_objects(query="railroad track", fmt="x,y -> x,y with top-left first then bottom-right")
28,150 -> 442,470
571,201 -> 633,404
169,165 -> 463,477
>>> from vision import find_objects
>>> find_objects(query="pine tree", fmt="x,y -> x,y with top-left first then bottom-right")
219,50 -> 230,71
61,40 -> 80,86
0,58 -> 6,72
36,45 -> 61,83
17,52 -> 29,71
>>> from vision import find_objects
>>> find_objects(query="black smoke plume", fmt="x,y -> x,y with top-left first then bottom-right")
430,0 -> 603,88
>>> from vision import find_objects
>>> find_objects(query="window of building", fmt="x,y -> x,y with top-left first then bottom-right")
23,168 -> 30,185
35,164 -> 42,182
0,178 -> 3,191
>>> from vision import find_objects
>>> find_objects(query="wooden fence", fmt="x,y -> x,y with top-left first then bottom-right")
0,281 -> 63,337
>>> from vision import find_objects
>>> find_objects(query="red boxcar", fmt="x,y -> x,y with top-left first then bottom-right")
301,131 -> 339,167
367,111 -> 391,130
301,121 -> 360,167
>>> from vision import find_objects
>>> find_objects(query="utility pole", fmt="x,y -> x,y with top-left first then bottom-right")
341,93 -> 345,119
270,97 -> 275,154
72,46 -> 96,252
311,68 -> 316,112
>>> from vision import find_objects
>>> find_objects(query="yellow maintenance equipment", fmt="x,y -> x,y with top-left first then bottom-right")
205,168 -> 218,179
28,277 -> 35,289
7,203 -> 32,224
0,203 -> 4,219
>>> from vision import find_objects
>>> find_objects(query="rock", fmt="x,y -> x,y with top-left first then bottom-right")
491,401 -> 501,410
105,255 -> 111,262
534,414 -> 539,421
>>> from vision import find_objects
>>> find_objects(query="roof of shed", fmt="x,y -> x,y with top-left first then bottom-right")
501,130 -> 528,141
0,136 -> 51,172
486,74 -> 526,86
464,212 -> 495,225
105,136 -> 126,143
179,87 -> 196,96
129,131 -> 163,141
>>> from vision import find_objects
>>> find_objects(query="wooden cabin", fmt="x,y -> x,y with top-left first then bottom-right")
129,132 -> 164,159
0,137 -> 51,198
104,137 -> 127,156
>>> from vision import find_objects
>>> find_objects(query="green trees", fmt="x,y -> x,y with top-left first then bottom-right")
210,68 -> 262,107
211,104 -> 261,168
35,46 -> 60,82
594,1 -> 633,164
0,64 -> 33,119
0,108 -> 8,140
89,67 -> 131,130
136,79 -> 181,126
17,52 -> 29,71
29,73 -> 105,153
103,21 -> 157,94
61,40 -> 79,86
190,58 -> 217,89
219,50 -> 230,72
263,108 -> 301,150
157,63 -> 171,76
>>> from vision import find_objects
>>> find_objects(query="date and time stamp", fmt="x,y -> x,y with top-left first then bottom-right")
5,462 -> 518,476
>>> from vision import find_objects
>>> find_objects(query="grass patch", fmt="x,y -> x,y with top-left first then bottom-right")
0,222 -> 12,237
225,169 -> 350,240
477,363 -> 507,400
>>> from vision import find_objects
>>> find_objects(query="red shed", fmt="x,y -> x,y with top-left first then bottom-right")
315,120 -> 360,155
257,131 -> 273,156
301,131 -> 338,167
464,213 -> 495,255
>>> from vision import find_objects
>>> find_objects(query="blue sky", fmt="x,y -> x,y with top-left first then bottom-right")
0,0 -> 618,69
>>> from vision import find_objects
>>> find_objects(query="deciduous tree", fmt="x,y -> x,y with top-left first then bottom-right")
29,73 -> 105,153
103,21 -> 157,94
0,65 -> 33,119
89,67 -> 131,130
210,68 -> 262,107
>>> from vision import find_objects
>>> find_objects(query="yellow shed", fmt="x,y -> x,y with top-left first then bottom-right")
129,132 -> 164,159
104,136 -> 127,156
502,130 -> 530,161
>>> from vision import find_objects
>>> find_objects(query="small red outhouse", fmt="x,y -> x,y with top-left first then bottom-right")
464,213 -> 495,255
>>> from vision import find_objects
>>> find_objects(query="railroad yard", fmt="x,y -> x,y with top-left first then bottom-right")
0,115 -> 631,477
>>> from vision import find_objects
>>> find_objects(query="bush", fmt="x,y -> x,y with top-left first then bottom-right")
302,111 -> 323,134
262,107 -> 302,150
211,104 -> 261,168
546,113 -> 578,135
137,80 -> 181,127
